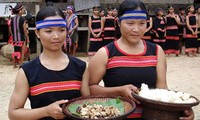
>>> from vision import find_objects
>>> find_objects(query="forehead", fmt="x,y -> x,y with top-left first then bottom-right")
122,19 -> 147,22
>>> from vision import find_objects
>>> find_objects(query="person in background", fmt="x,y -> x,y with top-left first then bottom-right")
142,9 -> 153,42
185,5 -> 198,57
113,8 -> 121,40
99,7 -> 105,42
65,5 -> 79,56
195,5 -> 200,53
88,6 -> 104,58
165,6 -> 180,56
152,8 -> 166,50
103,7 -> 116,46
178,7 -> 186,54
10,4 -> 29,68
88,0 -> 195,119
8,6 -> 90,120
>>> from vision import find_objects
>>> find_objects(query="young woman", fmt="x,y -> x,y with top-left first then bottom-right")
178,7 -> 186,54
152,8 -> 166,50
10,4 -> 29,68
142,9 -> 153,42
113,8 -> 121,40
196,6 -> 200,53
165,6 -> 180,56
8,6 -> 90,120
65,5 -> 79,56
88,6 -> 104,58
88,0 -> 194,119
103,7 -> 116,46
185,5 -> 198,57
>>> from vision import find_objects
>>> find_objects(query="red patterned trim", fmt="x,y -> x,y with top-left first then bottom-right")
104,27 -> 115,31
30,81 -> 81,96
166,25 -> 178,30
153,39 -> 166,42
114,40 -> 147,56
127,105 -> 143,118
107,55 -> 157,69
185,34 -> 198,38
90,38 -> 102,41
12,41 -> 24,47
142,36 -> 151,40
166,36 -> 179,40
92,20 -> 101,23
165,49 -> 180,54
93,28 -> 101,33
104,37 -> 115,40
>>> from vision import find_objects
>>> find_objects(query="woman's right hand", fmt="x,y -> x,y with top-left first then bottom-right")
120,85 -> 140,104
46,100 -> 68,119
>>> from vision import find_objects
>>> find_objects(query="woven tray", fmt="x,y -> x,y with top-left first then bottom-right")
132,92 -> 199,120
62,96 -> 136,120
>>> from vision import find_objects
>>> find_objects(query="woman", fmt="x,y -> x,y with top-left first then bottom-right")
165,6 -> 181,56
142,9 -> 153,42
88,6 -> 104,58
65,5 -> 79,56
185,5 -> 198,57
195,6 -> 200,53
103,7 -> 116,46
10,4 -> 29,68
8,6 -> 90,120
88,0 -> 194,119
178,7 -> 186,54
152,8 -> 166,50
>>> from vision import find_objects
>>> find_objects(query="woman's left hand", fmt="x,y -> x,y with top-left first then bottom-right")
179,108 -> 194,120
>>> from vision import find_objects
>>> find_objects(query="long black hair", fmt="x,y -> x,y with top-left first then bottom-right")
118,0 -> 146,19
36,6 -> 65,22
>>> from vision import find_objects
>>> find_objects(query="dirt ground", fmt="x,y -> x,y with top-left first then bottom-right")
0,53 -> 200,120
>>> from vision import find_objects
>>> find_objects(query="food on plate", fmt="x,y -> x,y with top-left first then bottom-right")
77,104 -> 121,119
67,97 -> 125,119
138,83 -> 197,103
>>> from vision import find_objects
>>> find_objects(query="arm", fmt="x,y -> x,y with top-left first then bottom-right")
145,17 -> 153,33
97,17 -> 105,37
8,69 -> 68,120
23,20 -> 29,44
89,48 -> 138,100
88,16 -> 96,37
174,14 -> 181,25
73,16 -> 79,30
80,67 -> 90,96
156,45 -> 167,89
186,16 -> 195,34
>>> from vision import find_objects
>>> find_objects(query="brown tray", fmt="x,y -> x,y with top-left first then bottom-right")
132,92 -> 199,120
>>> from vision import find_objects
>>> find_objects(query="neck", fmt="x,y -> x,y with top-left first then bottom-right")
120,37 -> 143,47
41,49 -> 65,60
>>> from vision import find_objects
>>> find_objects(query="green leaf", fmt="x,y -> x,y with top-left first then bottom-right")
67,97 -> 125,117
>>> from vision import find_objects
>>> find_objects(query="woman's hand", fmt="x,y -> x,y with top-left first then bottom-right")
120,84 -> 140,104
179,108 -> 194,120
46,100 -> 68,119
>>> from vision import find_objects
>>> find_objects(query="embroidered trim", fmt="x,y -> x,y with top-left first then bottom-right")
119,10 -> 147,21
36,19 -> 66,29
